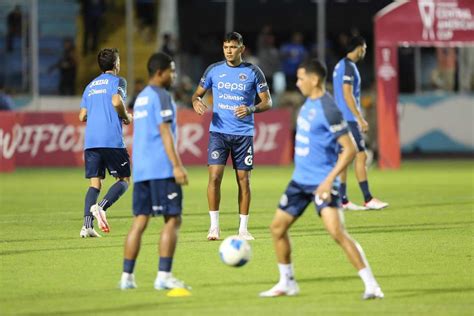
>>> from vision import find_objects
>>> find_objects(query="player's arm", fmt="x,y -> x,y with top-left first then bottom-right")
113,78 -> 133,124
343,83 -> 368,132
159,122 -> 188,185
315,133 -> 356,201
191,85 -> 208,115
79,108 -> 87,122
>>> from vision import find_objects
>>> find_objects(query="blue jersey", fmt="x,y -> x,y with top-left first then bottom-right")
200,61 -> 268,136
292,92 -> 349,186
80,73 -> 127,149
132,85 -> 177,182
332,58 -> 361,122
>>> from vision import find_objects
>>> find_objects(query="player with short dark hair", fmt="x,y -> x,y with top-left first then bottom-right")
192,32 -> 272,241
79,48 -> 133,238
120,52 -> 190,290
333,36 -> 388,210
260,59 -> 383,299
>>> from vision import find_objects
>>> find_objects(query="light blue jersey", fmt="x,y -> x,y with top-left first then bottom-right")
292,92 -> 349,186
80,73 -> 127,149
332,58 -> 361,122
132,85 -> 177,182
200,61 -> 268,136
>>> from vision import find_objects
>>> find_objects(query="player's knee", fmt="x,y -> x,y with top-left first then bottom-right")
208,173 -> 223,186
270,221 -> 285,238
328,227 -> 345,243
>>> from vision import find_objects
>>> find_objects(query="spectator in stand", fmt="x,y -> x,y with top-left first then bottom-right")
0,83 -> 14,111
49,38 -> 78,95
258,34 -> 280,91
81,0 -> 106,56
127,78 -> 146,110
280,32 -> 307,90
433,47 -> 456,91
161,33 -> 177,58
6,5 -> 22,52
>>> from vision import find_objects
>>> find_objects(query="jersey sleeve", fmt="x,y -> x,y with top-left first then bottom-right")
252,64 -> 269,93
199,64 -> 214,89
117,77 -> 127,100
343,62 -> 355,85
323,101 -> 349,139
154,90 -> 173,125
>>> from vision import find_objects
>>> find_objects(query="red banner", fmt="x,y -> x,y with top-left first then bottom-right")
0,109 -> 292,169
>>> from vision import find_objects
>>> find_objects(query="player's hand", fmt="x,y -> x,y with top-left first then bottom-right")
123,112 -> 133,125
314,179 -> 333,206
357,117 -> 369,133
192,97 -> 207,115
173,165 -> 189,185
234,105 -> 250,119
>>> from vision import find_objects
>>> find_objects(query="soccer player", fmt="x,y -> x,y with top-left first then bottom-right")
120,52 -> 190,290
332,36 -> 388,210
260,59 -> 384,299
79,48 -> 132,238
191,32 -> 272,241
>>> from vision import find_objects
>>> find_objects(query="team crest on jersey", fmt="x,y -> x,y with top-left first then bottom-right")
308,108 -> 317,121
239,73 -> 248,81
211,151 -> 220,159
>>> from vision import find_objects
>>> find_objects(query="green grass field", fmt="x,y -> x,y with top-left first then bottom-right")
1,160 -> 473,315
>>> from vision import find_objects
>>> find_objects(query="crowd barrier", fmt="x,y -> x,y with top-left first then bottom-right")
0,109 -> 293,172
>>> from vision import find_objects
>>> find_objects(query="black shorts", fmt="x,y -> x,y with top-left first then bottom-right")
207,131 -> 253,170
133,178 -> 182,217
278,180 -> 341,217
84,148 -> 131,179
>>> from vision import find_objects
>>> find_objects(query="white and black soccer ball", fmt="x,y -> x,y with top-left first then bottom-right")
219,235 -> 251,267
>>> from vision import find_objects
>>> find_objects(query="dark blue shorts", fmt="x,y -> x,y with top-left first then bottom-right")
133,178 -> 182,217
278,180 -> 341,217
84,148 -> 131,179
347,121 -> 366,152
208,132 -> 254,170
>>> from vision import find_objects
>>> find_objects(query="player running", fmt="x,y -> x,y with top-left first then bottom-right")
260,59 -> 384,300
191,32 -> 272,241
79,48 -> 132,238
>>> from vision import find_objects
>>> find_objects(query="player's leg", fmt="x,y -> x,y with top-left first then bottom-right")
153,179 -> 190,290
80,149 -> 104,238
207,132 -> 230,240
120,181 -> 152,290
231,135 -> 254,240
320,206 -> 383,299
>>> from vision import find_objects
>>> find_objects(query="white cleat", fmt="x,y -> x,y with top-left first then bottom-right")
363,287 -> 384,300
259,281 -> 300,297
154,276 -> 191,291
207,227 -> 220,240
342,201 -> 367,211
120,273 -> 137,290
80,226 -> 101,238
91,204 -> 110,233
238,230 -> 255,241
364,198 -> 389,210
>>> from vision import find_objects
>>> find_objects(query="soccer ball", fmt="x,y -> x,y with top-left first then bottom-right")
219,235 -> 251,267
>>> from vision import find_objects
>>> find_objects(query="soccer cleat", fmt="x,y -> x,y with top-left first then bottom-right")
363,287 -> 384,300
342,201 -> 367,211
238,230 -> 255,241
364,198 -> 389,210
154,276 -> 191,291
259,281 -> 300,297
91,204 -> 110,232
79,226 -> 101,238
120,273 -> 137,290
207,227 -> 220,240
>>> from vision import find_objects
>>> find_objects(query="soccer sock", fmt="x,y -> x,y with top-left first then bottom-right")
239,214 -> 249,232
358,181 -> 373,203
358,267 -> 379,291
84,187 -> 100,227
158,256 -> 173,272
278,263 -> 295,284
99,180 -> 128,211
339,182 -> 349,204
209,210 -> 219,229
123,259 -> 136,274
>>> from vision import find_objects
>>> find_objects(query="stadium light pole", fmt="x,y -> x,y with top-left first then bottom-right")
314,0 -> 326,63
125,0 -> 134,94
225,0 -> 235,34
29,0 -> 39,109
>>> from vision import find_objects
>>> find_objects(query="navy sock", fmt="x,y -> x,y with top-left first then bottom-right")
84,187 -> 100,223
83,215 -> 93,229
99,181 -> 128,211
123,259 -> 136,273
339,183 -> 349,204
359,181 -> 373,203
158,257 -> 173,272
